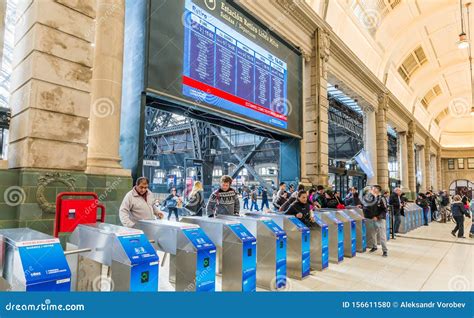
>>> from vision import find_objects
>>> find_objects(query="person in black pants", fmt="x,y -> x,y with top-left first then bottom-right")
451,195 -> 471,238
164,188 -> 180,221
389,188 -> 402,235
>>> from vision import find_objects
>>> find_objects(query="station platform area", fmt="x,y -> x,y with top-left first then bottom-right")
154,220 -> 472,292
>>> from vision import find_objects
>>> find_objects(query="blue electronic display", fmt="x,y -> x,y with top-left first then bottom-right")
182,0 -> 288,130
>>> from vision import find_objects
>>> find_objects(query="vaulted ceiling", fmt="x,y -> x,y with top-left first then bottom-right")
308,0 -> 474,147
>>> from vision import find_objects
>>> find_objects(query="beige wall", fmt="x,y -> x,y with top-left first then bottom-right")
441,148 -> 474,190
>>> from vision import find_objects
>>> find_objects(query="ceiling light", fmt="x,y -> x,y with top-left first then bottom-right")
458,32 -> 470,48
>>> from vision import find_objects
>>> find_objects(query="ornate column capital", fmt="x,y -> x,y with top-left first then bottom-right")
407,120 -> 416,139
377,92 -> 389,111
361,103 -> 375,113
317,28 -> 330,78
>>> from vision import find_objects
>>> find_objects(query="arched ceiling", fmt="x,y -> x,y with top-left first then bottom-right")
309,0 -> 474,147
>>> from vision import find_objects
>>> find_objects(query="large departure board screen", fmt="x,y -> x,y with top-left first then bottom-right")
147,0 -> 302,137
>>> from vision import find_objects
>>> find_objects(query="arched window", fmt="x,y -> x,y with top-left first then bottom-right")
449,179 -> 474,199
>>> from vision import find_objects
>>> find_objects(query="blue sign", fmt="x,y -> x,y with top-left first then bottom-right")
228,223 -> 257,292
262,219 -> 287,288
386,214 -> 391,241
117,234 -> 159,292
337,222 -> 344,262
182,228 -> 216,292
18,242 -> 71,292
288,217 -> 310,277
314,214 -> 329,269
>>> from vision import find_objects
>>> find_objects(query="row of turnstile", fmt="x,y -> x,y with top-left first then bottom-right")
0,209 -> 368,292
398,203 -> 428,233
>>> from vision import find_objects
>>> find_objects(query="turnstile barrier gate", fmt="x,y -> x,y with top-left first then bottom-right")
245,211 -> 310,280
69,223 -> 159,291
181,216 -> 257,291
217,215 -> 287,290
137,219 -> 216,292
314,211 -> 344,264
345,209 -> 366,252
0,228 -> 71,291
311,214 -> 329,271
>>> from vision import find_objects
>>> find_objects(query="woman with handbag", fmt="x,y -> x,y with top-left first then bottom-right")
164,188 -> 181,221
186,181 -> 204,216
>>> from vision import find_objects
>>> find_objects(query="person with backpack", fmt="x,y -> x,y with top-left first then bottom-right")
185,181 -> 204,216
250,186 -> 259,211
451,195 -> 471,238
164,187 -> 181,221
260,187 -> 269,210
362,185 -> 388,257
206,175 -> 240,216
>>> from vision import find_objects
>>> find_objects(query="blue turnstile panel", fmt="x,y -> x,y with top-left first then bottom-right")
361,219 -> 367,250
261,219 -> 287,288
117,233 -> 159,291
182,228 -> 217,292
314,214 -> 329,269
18,239 -> 71,292
228,223 -> 257,292
338,211 -> 356,256
386,213 -> 391,241
288,217 -> 311,278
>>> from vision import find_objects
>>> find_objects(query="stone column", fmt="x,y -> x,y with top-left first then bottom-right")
0,0 -> 6,67
376,93 -> 389,190
430,154 -> 436,191
8,0 -> 95,169
304,28 -> 329,186
86,0 -> 130,176
407,121 -> 416,199
424,139 -> 431,191
362,104 -> 378,185
418,145 -> 426,192
436,149 -> 442,190
398,131 -> 410,192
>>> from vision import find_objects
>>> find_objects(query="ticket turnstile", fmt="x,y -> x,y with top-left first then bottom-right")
331,210 -> 356,257
0,228 -> 71,291
311,214 -> 329,271
245,211 -> 310,280
314,211 -> 344,264
217,215 -> 287,290
181,216 -> 257,291
137,220 -> 216,292
386,212 -> 391,241
69,223 -> 159,291
345,209 -> 367,253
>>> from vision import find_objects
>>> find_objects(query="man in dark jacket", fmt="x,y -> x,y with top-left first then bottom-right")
280,184 -> 305,212
363,185 -> 388,257
314,185 -> 327,208
416,193 -> 429,226
451,195 -> 471,238
439,190 -> 450,223
426,191 -> 438,221
389,188 -> 402,235
284,190 -> 314,227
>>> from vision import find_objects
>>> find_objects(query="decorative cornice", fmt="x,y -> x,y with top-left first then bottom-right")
274,0 -> 316,36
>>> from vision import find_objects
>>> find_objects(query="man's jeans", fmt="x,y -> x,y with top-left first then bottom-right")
393,213 -> 401,233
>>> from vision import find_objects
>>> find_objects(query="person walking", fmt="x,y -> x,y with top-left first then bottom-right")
362,185 -> 388,257
260,187 -> 269,210
164,187 -> 181,221
389,188 -> 402,235
451,195 -> 471,238
185,181 -> 204,216
242,188 -> 249,210
250,186 -> 259,211
206,175 -> 240,216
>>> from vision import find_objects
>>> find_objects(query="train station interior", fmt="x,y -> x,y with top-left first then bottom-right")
0,0 -> 472,293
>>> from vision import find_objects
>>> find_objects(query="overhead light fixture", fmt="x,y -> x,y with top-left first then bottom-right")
458,32 -> 470,48
458,0 -> 470,49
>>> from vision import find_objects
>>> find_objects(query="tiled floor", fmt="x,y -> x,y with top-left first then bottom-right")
157,220 -> 473,291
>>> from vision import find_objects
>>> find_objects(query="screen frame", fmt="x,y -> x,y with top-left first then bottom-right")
143,0 -> 303,139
